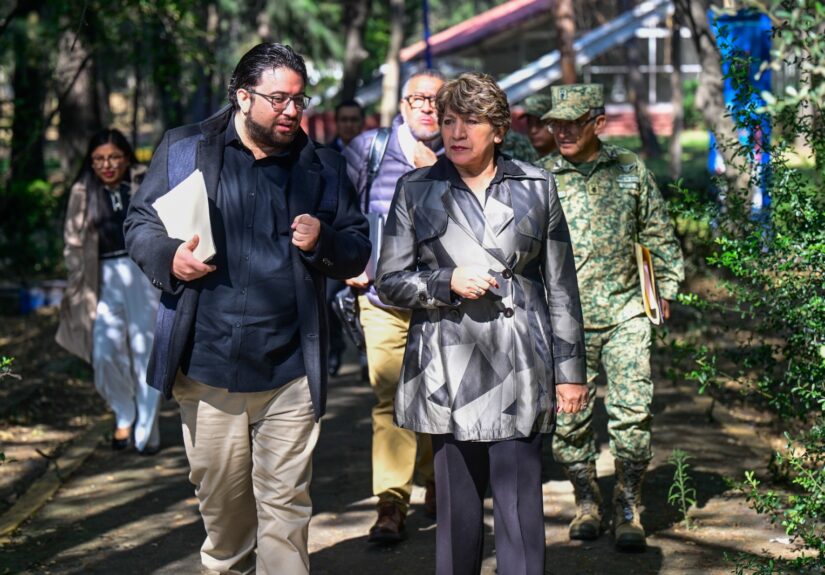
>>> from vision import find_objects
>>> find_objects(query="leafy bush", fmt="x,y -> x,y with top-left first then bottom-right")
682,78 -> 705,130
669,1 -> 824,572
0,179 -> 62,282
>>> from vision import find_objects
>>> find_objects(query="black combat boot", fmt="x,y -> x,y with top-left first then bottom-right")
563,461 -> 603,540
613,459 -> 649,551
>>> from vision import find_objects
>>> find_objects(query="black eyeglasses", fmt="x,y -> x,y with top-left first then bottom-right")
403,94 -> 436,109
247,90 -> 310,111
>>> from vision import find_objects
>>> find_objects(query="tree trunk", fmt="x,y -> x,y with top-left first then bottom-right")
380,0 -> 404,127
554,0 -> 577,84
10,2 -> 48,184
669,12 -> 684,179
341,0 -> 371,101
675,0 -> 750,195
56,29 -> 102,179
620,0 -> 661,158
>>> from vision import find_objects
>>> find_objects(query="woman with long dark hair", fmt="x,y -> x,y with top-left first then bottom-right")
56,129 -> 162,454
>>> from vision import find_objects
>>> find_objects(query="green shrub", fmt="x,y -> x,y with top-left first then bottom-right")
669,1 -> 824,571
0,179 -> 62,282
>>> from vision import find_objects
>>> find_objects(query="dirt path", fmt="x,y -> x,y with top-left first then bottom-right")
0,345 -> 800,575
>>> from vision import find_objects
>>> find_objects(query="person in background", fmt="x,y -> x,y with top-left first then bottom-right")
56,129 -> 162,454
327,99 -> 365,153
521,94 -> 557,160
343,69 -> 444,543
499,129 -> 539,164
376,72 -> 587,575
541,84 -> 684,551
326,98 -> 366,374
124,43 -> 370,574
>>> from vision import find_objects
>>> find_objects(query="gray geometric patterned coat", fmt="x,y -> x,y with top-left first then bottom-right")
375,155 -> 586,441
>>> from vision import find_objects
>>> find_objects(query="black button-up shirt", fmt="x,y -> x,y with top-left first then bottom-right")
183,117 -> 305,392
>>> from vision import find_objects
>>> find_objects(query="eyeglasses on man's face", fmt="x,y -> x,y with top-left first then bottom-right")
247,90 -> 310,111
403,94 -> 436,109
91,154 -> 126,167
548,114 -> 598,136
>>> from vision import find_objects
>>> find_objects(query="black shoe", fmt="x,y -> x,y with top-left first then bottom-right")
138,443 -> 161,456
111,436 -> 132,451
328,350 -> 342,376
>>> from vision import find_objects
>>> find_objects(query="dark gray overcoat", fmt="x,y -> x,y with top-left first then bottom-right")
376,156 -> 586,441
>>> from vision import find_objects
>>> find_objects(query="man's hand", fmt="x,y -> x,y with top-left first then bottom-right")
556,383 -> 589,414
661,299 -> 671,321
291,214 -> 321,251
450,266 -> 498,300
172,235 -> 216,282
412,141 -> 438,168
345,272 -> 370,289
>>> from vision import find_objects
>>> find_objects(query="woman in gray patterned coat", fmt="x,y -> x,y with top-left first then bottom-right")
375,73 -> 588,575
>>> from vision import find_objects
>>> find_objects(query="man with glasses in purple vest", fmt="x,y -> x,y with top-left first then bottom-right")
343,69 -> 445,544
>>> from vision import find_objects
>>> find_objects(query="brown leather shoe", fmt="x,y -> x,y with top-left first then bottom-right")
424,481 -> 437,519
368,501 -> 406,544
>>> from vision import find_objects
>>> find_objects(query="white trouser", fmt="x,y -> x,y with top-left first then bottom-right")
92,256 -> 161,450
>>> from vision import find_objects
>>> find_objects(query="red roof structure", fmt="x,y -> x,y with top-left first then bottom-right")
400,0 -> 553,62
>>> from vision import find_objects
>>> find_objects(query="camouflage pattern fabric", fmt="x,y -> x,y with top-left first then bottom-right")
552,316 -> 653,463
543,84 -> 604,121
521,94 -> 553,118
500,130 -> 539,165
541,143 -> 684,329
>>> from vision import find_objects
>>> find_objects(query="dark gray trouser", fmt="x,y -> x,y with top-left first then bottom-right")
432,432 -> 545,575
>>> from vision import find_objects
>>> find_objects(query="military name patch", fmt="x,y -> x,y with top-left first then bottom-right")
617,175 -> 640,183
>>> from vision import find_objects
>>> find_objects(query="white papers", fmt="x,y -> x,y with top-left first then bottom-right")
152,169 -> 216,263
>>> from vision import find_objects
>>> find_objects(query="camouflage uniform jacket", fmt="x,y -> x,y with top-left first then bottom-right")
542,143 -> 684,329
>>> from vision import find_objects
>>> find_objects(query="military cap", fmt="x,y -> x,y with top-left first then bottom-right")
520,94 -> 553,118
542,84 -> 604,121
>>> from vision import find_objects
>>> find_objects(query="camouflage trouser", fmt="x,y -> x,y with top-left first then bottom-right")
552,316 -> 653,464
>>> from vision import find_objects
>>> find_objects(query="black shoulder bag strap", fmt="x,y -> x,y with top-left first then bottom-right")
364,127 -> 391,213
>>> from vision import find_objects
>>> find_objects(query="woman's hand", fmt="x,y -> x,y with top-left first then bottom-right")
555,383 -> 589,414
345,272 -> 370,289
450,266 -> 499,300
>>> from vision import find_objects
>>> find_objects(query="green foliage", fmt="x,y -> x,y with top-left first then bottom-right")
667,449 -> 697,529
0,180 -> 62,282
682,78 -> 704,130
668,1 -> 824,570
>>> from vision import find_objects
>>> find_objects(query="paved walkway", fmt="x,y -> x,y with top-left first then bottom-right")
0,360 -> 797,575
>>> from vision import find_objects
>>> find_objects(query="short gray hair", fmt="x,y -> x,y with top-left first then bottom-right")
401,69 -> 446,98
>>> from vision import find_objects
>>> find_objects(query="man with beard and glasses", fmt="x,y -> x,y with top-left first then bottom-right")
124,43 -> 370,574
343,69 -> 444,544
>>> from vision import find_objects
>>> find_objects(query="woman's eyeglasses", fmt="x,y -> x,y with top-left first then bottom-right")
91,154 -> 126,167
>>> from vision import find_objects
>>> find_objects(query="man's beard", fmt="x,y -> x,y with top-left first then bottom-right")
244,113 -> 297,151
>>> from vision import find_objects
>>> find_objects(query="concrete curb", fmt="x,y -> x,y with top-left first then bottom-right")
0,415 -> 112,543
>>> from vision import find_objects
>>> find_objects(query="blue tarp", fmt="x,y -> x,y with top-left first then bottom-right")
708,10 -> 772,213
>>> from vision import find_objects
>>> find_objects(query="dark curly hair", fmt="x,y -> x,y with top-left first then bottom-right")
227,43 -> 308,110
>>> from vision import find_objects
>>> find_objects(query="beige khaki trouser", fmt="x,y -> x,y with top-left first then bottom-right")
174,372 -> 320,575
359,296 -> 434,512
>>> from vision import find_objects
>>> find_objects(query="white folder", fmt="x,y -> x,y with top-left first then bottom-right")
152,169 -> 216,263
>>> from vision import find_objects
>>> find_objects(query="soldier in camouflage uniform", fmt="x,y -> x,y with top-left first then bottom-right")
500,129 -> 539,164
520,94 -> 557,160
540,84 -> 684,551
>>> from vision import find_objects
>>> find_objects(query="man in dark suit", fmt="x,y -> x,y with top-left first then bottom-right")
124,43 -> 370,575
